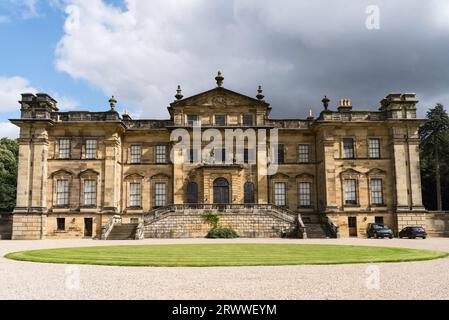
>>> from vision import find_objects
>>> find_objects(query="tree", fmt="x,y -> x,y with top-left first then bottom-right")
0,138 -> 19,212
419,104 -> 449,211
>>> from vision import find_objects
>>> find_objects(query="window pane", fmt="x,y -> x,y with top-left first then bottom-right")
156,145 -> 166,163
298,144 -> 309,163
85,139 -> 97,159
369,138 -> 381,159
155,183 -> 166,207
299,182 -> 311,207
243,114 -> 253,126
59,139 -> 70,159
130,183 -> 141,207
215,115 -> 226,126
343,139 -> 354,159
344,179 -> 357,205
56,180 -> 69,206
84,180 -> 97,206
187,115 -> 198,126
274,182 -> 286,206
277,144 -> 285,164
130,145 -> 141,163
370,179 -> 383,205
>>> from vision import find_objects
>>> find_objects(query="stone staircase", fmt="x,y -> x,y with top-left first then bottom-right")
305,223 -> 333,239
106,223 -> 138,240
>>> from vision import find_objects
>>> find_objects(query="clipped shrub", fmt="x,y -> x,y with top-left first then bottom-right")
206,227 -> 240,239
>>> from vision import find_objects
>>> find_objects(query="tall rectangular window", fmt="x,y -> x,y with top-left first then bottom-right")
129,183 -> 141,207
298,182 -> 312,207
156,145 -> 166,163
85,139 -> 97,159
187,114 -> 199,126
277,144 -> 285,164
56,180 -> 69,206
298,144 -> 310,163
344,179 -> 357,205
274,182 -> 286,206
84,180 -> 97,206
368,138 -> 381,159
57,218 -> 65,231
58,139 -> 70,159
155,183 -> 166,207
130,145 -> 141,164
370,179 -> 384,205
243,114 -> 253,126
215,115 -> 226,126
343,138 -> 355,159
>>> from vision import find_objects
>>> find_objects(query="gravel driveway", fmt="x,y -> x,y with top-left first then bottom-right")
1,238 -> 449,300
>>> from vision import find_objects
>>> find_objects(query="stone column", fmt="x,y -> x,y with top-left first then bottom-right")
256,130 -> 269,204
391,127 -> 411,210
103,134 -> 121,213
323,137 -> 338,211
407,128 -> 425,210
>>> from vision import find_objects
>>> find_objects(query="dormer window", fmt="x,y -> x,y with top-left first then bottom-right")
215,115 -> 226,126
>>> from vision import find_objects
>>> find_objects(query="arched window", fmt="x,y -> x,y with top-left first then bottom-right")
186,182 -> 198,204
244,182 -> 255,204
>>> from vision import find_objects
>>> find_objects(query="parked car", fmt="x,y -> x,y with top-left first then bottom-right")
399,226 -> 427,239
367,223 -> 394,239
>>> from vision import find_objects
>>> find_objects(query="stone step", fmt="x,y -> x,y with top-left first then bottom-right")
107,224 -> 138,240
305,223 -> 332,239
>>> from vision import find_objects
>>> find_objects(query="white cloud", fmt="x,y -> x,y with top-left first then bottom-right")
0,15 -> 10,23
0,122 -> 20,139
0,76 -> 78,113
0,76 -> 37,113
55,0 -> 449,118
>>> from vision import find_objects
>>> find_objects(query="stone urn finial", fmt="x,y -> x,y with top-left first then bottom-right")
256,85 -> 265,100
175,85 -> 184,100
109,96 -> 117,110
215,71 -> 224,87
321,95 -> 330,110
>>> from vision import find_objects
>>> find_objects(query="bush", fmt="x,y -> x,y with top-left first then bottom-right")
201,212 -> 220,229
206,227 -> 240,239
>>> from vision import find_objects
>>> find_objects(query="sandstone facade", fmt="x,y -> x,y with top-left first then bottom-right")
10,74 -> 427,239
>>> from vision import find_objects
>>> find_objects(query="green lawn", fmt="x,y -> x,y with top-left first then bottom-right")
5,244 -> 448,267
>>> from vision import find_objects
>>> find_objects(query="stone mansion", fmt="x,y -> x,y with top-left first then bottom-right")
10,72 -> 427,240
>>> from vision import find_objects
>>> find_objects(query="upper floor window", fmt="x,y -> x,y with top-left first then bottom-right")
343,138 -> 355,159
155,145 -> 166,163
243,114 -> 254,126
129,183 -> 141,207
344,179 -> 358,205
277,144 -> 285,164
187,114 -> 199,126
298,144 -> 310,163
368,138 -> 381,159
56,179 -> 69,206
84,180 -> 97,206
85,139 -> 97,159
59,139 -> 70,159
370,179 -> 384,205
215,115 -> 226,126
155,183 -> 166,207
298,182 -> 312,207
130,145 -> 141,164
274,182 -> 286,206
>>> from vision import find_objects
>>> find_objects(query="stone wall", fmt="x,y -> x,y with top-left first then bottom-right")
144,212 -> 297,238
396,211 -> 427,232
426,212 -> 449,237
11,214 -> 45,240
0,214 -> 13,240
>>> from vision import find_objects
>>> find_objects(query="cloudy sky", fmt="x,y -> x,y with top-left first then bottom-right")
1,0 -> 449,138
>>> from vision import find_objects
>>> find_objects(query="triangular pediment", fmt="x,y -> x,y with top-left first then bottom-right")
170,87 -> 270,109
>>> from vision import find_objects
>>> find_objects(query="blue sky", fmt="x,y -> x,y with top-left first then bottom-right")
1,0 -> 449,138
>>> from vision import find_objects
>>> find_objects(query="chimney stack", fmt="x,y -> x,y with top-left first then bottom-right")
338,98 -> 352,112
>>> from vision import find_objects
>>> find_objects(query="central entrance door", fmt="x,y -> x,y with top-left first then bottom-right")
213,178 -> 230,205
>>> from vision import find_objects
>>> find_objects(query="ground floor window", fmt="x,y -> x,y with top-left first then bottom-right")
155,183 -> 166,207
375,216 -> 384,224
57,218 -> 65,231
274,182 -> 286,206
129,183 -> 141,207
298,182 -> 311,207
